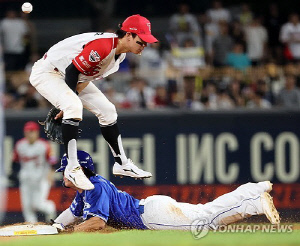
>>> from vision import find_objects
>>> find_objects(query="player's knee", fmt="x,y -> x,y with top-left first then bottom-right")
63,97 -> 83,120
98,102 -> 118,126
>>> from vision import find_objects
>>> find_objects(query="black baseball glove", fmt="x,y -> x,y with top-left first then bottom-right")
39,107 -> 63,144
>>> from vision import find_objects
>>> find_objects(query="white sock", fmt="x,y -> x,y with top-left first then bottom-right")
67,139 -> 79,169
117,135 -> 128,164
108,135 -> 128,165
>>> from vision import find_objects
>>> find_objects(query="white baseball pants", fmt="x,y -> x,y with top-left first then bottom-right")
29,58 -> 117,125
20,178 -> 56,223
140,182 -> 269,230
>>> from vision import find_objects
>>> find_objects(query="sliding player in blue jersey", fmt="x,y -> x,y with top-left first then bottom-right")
52,151 -> 280,232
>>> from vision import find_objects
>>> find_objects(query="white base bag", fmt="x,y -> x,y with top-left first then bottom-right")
0,224 -> 58,236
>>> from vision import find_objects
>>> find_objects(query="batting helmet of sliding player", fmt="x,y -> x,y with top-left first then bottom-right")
56,150 -> 96,178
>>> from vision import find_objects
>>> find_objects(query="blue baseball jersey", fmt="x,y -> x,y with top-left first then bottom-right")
69,175 -> 147,230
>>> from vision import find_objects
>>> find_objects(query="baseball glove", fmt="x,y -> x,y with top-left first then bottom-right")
39,107 -> 63,144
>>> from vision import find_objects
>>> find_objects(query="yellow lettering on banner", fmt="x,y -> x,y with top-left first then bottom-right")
14,230 -> 37,235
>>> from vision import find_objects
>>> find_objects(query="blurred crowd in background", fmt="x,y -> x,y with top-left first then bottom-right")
1,0 -> 300,111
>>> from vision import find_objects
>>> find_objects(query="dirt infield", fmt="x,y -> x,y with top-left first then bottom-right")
292,224 -> 300,230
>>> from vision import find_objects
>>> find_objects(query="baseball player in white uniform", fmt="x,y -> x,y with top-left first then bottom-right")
29,14 -> 158,190
13,121 -> 57,223
52,151 -> 280,232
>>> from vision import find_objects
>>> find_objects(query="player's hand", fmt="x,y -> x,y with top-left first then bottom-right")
54,110 -> 63,120
50,219 -> 65,231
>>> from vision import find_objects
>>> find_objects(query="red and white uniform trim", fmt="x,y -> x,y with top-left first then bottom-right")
30,32 -> 122,123
13,138 -> 57,223
13,138 -> 56,181
45,32 -> 126,82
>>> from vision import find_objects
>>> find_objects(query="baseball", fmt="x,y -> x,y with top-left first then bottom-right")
21,2 -> 33,14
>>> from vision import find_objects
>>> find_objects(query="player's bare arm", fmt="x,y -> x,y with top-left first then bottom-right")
73,217 -> 106,232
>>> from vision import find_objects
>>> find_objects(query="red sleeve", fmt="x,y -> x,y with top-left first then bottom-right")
72,38 -> 115,73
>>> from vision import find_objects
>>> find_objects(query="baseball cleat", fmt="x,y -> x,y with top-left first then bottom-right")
260,192 -> 280,225
113,159 -> 152,179
65,166 -> 94,190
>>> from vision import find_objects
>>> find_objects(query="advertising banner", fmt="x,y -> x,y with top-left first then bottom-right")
5,110 -> 300,186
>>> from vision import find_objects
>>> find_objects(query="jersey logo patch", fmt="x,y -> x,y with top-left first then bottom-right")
89,50 -> 101,62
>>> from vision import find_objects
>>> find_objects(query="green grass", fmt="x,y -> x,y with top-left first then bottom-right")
1,225 -> 299,246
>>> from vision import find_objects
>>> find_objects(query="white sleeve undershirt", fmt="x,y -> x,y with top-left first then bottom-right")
54,208 -> 78,226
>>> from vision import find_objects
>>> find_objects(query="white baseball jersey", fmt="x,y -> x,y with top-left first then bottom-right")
44,32 -> 126,82
280,23 -> 300,59
13,138 -> 56,182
